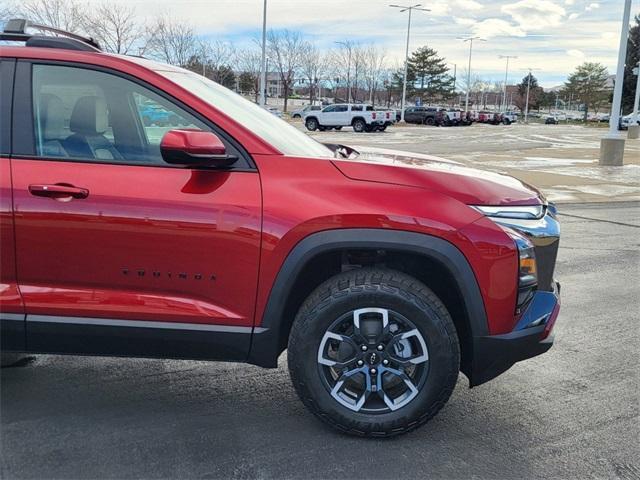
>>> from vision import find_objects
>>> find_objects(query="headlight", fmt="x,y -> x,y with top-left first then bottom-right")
471,205 -> 544,220
473,205 -> 543,312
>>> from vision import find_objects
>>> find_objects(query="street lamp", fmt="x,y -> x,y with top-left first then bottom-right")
498,55 -> 517,112
259,0 -> 267,106
334,41 -> 353,104
449,62 -> 456,106
458,36 -> 485,113
523,67 -> 541,124
600,0 -> 632,165
390,4 -> 430,122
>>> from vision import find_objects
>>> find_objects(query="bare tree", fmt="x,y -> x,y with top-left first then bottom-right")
83,3 -> 145,54
198,39 -> 236,84
1,1 -> 18,27
267,29 -> 305,112
300,42 -> 327,104
363,45 -> 387,106
18,0 -> 87,33
237,47 -> 262,101
146,16 -> 196,67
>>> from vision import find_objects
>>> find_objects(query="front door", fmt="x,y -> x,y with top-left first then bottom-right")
11,62 -> 262,360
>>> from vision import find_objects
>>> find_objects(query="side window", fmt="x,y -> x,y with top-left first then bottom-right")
335,105 -> 348,112
323,105 -> 337,113
365,106 -> 373,111
351,105 -> 363,112
31,64 -> 209,165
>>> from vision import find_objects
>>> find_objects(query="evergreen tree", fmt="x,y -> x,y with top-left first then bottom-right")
564,62 -> 609,120
407,46 -> 453,102
622,15 -> 639,114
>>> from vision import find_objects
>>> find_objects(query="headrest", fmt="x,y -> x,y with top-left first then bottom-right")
69,96 -> 109,135
39,93 -> 66,139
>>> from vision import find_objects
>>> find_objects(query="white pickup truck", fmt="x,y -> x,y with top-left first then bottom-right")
304,103 -> 392,132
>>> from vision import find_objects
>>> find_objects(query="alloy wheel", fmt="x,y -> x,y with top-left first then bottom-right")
317,307 -> 429,413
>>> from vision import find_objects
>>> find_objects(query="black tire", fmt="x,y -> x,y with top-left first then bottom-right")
503,118 -> 511,125
305,117 -> 318,131
288,268 -> 460,437
424,117 -> 435,126
352,118 -> 366,133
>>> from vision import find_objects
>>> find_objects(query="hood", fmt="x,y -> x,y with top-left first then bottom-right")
331,146 -> 543,206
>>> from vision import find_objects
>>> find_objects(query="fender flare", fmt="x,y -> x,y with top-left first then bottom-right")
247,228 -> 489,368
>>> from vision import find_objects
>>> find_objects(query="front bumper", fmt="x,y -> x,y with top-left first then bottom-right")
470,282 -> 560,386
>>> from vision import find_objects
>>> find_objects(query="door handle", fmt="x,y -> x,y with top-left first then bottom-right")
28,184 -> 89,200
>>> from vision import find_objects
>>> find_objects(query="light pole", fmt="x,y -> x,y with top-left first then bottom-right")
259,0 -> 267,106
390,4 -> 430,122
458,36 -> 485,113
523,68 -> 541,124
498,55 -> 517,112
334,41 -> 353,103
600,0 -> 632,165
449,62 -> 456,106
631,64 -> 639,130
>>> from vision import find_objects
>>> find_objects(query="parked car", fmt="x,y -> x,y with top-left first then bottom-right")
619,113 -> 639,130
0,19 -> 561,438
545,116 -> 559,125
477,111 -> 503,125
502,111 -> 518,125
305,103 -> 385,132
139,103 -> 179,127
291,104 -> 321,119
435,109 -> 461,126
403,106 -> 439,125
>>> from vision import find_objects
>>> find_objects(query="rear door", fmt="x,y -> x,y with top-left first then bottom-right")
0,58 -> 26,350
11,61 -> 262,360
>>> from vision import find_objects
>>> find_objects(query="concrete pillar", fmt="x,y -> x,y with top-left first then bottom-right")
628,124 -> 639,140
599,136 -> 625,166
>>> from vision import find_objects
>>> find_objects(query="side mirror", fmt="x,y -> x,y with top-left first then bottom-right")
160,129 -> 237,168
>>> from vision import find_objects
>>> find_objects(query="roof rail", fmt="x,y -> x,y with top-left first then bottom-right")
0,18 -> 101,52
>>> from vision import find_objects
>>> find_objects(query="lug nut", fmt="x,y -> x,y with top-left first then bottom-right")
361,345 -> 368,351
377,344 -> 384,351
382,359 -> 389,366
357,360 -> 364,366
370,368 -> 377,374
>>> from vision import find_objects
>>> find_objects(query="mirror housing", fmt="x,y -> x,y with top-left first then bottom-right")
160,129 -> 237,168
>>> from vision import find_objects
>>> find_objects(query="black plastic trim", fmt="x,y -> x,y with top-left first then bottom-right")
247,228 -> 489,368
471,289 -> 559,386
0,58 -> 15,155
24,315 -> 254,361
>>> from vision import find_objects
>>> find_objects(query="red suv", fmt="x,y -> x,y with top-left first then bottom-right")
0,21 -> 561,437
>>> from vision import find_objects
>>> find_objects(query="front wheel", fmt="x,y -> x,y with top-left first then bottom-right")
288,268 -> 460,437
305,118 -> 319,131
352,119 -> 366,133
424,117 -> 435,126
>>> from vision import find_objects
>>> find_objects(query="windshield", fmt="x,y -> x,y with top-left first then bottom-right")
157,69 -> 334,158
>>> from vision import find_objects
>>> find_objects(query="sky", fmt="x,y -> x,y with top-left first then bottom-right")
87,0 -> 639,88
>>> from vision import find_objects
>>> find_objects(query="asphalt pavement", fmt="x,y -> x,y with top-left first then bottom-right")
1,202 -> 639,479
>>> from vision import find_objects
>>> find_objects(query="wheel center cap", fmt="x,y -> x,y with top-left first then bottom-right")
366,352 -> 380,366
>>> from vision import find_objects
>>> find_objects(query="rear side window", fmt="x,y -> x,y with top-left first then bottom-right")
335,105 -> 348,112
351,105 -> 363,112
31,64 -> 208,165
